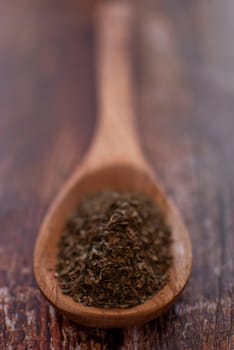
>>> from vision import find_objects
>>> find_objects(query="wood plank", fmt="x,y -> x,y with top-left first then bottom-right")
0,0 -> 233,348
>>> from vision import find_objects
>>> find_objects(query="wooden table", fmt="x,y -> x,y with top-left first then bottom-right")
0,0 -> 233,349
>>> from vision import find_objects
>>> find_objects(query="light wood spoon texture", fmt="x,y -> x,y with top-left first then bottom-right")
34,2 -> 192,328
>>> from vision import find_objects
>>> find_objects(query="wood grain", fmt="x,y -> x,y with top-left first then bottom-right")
0,0 -> 233,349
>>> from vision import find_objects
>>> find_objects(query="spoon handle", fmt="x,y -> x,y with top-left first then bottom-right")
92,2 -> 143,165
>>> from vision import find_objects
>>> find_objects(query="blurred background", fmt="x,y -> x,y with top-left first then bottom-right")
0,0 -> 233,349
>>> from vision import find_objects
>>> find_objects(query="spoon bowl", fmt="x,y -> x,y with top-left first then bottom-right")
34,163 -> 191,328
34,3 -> 192,328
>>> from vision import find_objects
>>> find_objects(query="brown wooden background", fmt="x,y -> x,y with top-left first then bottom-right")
0,0 -> 233,349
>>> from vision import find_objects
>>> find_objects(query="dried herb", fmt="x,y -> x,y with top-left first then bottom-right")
55,191 -> 172,309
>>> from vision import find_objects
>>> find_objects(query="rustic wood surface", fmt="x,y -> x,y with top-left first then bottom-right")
0,0 -> 233,349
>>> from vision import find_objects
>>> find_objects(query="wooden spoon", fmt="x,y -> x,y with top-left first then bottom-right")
34,2 -> 192,328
